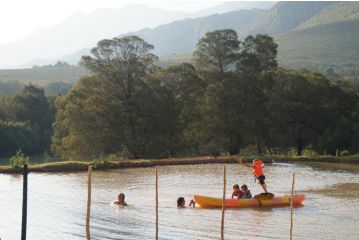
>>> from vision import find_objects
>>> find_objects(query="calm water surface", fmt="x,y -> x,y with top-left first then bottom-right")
1,163 -> 359,240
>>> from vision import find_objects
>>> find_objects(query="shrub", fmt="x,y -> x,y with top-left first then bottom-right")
9,149 -> 30,168
119,146 -> 133,160
92,155 -> 109,169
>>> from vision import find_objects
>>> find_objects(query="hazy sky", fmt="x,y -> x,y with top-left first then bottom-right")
0,0 -> 227,44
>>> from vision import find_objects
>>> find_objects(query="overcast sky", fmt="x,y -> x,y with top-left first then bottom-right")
0,0 -> 228,44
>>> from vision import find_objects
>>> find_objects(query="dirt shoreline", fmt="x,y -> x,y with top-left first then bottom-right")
0,155 -> 358,174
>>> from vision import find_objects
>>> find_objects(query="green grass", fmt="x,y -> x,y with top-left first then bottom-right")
1,155 -> 358,174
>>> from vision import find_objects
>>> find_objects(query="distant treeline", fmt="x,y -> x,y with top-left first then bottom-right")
0,61 -> 79,98
1,29 -> 359,159
0,80 -> 73,96
0,85 -> 54,156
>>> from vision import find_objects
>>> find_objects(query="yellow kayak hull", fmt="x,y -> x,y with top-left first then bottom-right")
194,194 -> 305,208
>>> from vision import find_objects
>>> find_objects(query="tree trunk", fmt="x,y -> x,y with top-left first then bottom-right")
297,145 -> 303,156
267,147 -> 274,156
228,145 -> 240,155
256,139 -> 262,155
228,136 -> 241,155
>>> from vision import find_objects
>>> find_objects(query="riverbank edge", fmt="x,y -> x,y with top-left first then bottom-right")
0,155 -> 358,174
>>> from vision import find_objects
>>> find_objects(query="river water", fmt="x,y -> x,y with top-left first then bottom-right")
1,162 -> 359,240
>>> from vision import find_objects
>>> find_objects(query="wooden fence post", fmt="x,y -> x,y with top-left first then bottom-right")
221,166 -> 226,240
21,164 -> 28,240
86,165 -> 92,240
290,172 -> 295,240
156,166 -> 159,240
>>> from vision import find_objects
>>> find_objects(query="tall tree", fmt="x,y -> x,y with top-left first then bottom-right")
53,36 -> 178,160
14,85 -> 52,130
14,85 -> 54,151
158,63 -> 206,154
81,36 -> 158,98
235,34 -> 278,154
200,72 -> 254,155
194,29 -> 240,74
237,34 -> 278,76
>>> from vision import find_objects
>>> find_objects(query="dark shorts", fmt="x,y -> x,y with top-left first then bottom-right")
256,175 -> 265,184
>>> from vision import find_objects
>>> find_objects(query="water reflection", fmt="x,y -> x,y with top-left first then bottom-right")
1,163 -> 359,239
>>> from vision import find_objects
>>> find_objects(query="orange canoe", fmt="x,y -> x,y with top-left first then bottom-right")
194,194 -> 305,208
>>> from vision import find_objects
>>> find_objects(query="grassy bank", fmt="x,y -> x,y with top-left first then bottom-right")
0,156 -> 237,174
0,155 -> 358,174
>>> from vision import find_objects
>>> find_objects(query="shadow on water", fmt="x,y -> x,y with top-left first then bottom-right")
298,162 -> 359,173
303,183 -> 359,199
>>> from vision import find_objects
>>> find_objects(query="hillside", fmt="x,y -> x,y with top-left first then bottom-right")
276,20 -> 359,69
0,64 -> 88,84
3,2 -> 359,80
276,2 -> 359,72
1,2 -> 275,69
239,1 -> 335,38
297,2 -> 359,30
191,1 -> 275,17
134,1 -> 359,76
131,9 -> 266,56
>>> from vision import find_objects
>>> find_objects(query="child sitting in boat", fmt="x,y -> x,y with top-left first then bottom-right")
240,184 -> 252,199
177,197 -> 196,208
232,184 -> 244,199
114,193 -> 128,206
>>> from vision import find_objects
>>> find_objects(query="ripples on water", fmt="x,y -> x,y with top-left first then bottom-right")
1,163 -> 359,239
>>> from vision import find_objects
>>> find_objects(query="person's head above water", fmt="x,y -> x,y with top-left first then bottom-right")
118,193 -> 125,201
114,193 -> 127,206
177,197 -> 185,208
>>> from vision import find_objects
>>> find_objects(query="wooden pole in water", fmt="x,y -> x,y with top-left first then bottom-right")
290,172 -> 295,240
86,165 -> 92,240
21,164 -> 28,240
221,166 -> 226,240
155,166 -> 159,240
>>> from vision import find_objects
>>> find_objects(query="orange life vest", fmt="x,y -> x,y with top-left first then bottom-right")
252,159 -> 263,177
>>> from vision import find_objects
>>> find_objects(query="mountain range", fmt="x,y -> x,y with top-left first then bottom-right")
61,1 -> 359,73
0,1 -> 358,79
0,2 -> 275,69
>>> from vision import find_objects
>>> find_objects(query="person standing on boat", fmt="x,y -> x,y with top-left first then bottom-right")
245,159 -> 268,193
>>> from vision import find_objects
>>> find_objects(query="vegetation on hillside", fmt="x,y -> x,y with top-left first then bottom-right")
276,20 -> 359,75
241,1 -> 334,37
48,32 -> 359,161
0,62 -> 88,84
297,2 -> 359,30
128,1 -> 359,77
1,29 -> 358,160
131,9 -> 266,56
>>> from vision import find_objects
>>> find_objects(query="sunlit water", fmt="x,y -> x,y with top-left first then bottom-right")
1,163 -> 359,240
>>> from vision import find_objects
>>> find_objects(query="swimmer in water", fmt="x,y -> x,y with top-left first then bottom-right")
114,193 -> 128,206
